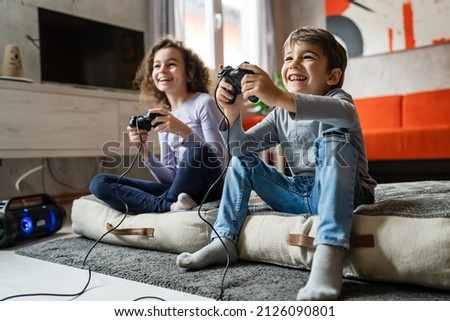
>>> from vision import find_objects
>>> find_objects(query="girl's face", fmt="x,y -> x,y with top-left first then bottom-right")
152,47 -> 187,96
281,41 -> 340,95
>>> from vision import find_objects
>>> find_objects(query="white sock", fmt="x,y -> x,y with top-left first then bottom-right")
170,193 -> 197,211
177,238 -> 238,269
297,244 -> 345,301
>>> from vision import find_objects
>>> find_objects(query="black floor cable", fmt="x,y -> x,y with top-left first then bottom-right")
189,76 -> 233,301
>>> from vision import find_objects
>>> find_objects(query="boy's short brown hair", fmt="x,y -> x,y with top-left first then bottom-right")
284,27 -> 348,88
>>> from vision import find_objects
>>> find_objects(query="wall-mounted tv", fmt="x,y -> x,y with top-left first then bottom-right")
38,8 -> 144,90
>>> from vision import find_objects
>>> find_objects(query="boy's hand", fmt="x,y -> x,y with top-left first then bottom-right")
216,65 -> 243,124
240,63 -> 295,112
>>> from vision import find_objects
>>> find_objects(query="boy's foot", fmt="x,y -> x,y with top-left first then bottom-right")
177,238 -> 238,269
297,244 -> 345,301
170,193 -> 197,211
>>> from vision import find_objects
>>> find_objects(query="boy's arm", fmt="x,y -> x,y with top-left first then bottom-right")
292,90 -> 358,128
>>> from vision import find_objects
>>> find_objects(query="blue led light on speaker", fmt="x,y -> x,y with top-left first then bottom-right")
20,216 -> 33,235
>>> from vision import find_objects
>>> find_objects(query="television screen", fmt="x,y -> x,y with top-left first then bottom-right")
38,8 -> 144,90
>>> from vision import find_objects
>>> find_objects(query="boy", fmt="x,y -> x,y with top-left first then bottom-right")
177,27 -> 377,300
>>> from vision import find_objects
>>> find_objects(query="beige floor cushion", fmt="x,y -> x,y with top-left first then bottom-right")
71,181 -> 450,290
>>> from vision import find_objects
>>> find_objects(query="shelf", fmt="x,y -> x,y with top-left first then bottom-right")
0,81 -> 159,159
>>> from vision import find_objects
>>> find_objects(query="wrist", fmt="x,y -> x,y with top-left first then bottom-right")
140,145 -> 149,161
224,109 -> 240,124
273,91 -> 295,112
180,127 -> 193,140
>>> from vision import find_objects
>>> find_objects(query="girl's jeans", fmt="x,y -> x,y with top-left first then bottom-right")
213,128 -> 374,250
90,144 -> 224,213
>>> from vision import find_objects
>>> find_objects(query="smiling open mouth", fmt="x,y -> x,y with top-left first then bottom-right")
288,74 -> 307,81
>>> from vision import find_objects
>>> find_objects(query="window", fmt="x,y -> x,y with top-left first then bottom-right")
177,0 -> 271,72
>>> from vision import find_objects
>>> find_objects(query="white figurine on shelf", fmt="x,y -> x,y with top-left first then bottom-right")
2,44 -> 23,77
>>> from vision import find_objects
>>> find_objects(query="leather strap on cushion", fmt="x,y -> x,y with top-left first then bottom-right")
289,233 -> 374,249
106,223 -> 154,237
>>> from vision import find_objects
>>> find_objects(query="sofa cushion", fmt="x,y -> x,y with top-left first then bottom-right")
354,95 -> 402,130
363,125 -> 450,160
242,114 -> 266,130
403,88 -> 450,128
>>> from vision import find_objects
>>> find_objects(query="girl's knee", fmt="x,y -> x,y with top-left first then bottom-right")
89,174 -> 112,197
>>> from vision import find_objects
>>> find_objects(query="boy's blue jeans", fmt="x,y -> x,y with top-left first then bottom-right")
213,128 -> 374,250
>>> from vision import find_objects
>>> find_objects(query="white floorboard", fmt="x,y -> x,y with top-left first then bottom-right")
0,228 -> 210,301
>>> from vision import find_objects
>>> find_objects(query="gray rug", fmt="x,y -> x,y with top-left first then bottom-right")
16,236 -> 450,301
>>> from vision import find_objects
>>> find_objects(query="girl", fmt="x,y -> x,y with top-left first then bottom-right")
90,36 -> 226,213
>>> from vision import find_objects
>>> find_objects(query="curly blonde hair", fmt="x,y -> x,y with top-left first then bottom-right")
133,35 -> 211,108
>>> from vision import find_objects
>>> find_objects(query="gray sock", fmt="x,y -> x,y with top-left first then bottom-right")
170,193 -> 197,211
176,238 -> 238,269
297,244 -> 345,301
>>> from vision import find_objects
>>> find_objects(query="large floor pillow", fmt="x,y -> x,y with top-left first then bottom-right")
71,195 -> 219,254
238,181 -> 450,290
71,181 -> 450,290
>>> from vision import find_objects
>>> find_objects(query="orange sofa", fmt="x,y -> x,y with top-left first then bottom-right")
354,88 -> 450,161
242,88 -> 450,182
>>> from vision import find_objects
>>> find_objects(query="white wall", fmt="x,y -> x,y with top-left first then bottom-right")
344,43 -> 450,98
271,0 -> 450,98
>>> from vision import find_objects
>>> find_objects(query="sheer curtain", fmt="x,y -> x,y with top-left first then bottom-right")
242,0 -> 276,78
148,0 -> 176,43
260,0 -> 277,78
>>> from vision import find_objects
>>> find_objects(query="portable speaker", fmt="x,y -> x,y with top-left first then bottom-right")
0,193 -> 66,249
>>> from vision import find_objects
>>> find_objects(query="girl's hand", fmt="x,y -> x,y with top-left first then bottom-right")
148,108 -> 193,140
127,125 -> 149,159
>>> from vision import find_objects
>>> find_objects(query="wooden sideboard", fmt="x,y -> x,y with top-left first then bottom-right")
0,80 -> 159,159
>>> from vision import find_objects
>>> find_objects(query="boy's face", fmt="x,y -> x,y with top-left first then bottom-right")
281,41 -> 341,95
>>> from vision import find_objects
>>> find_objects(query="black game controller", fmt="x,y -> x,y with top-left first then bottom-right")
218,62 -> 259,104
129,112 -> 162,131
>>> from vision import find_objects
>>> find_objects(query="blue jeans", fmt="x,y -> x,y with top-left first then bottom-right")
90,144 -> 224,213
213,128 -> 374,249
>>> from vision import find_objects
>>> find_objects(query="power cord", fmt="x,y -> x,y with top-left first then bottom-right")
14,163 -> 45,195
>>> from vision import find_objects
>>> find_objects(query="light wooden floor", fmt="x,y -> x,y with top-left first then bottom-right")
0,224 -> 209,301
